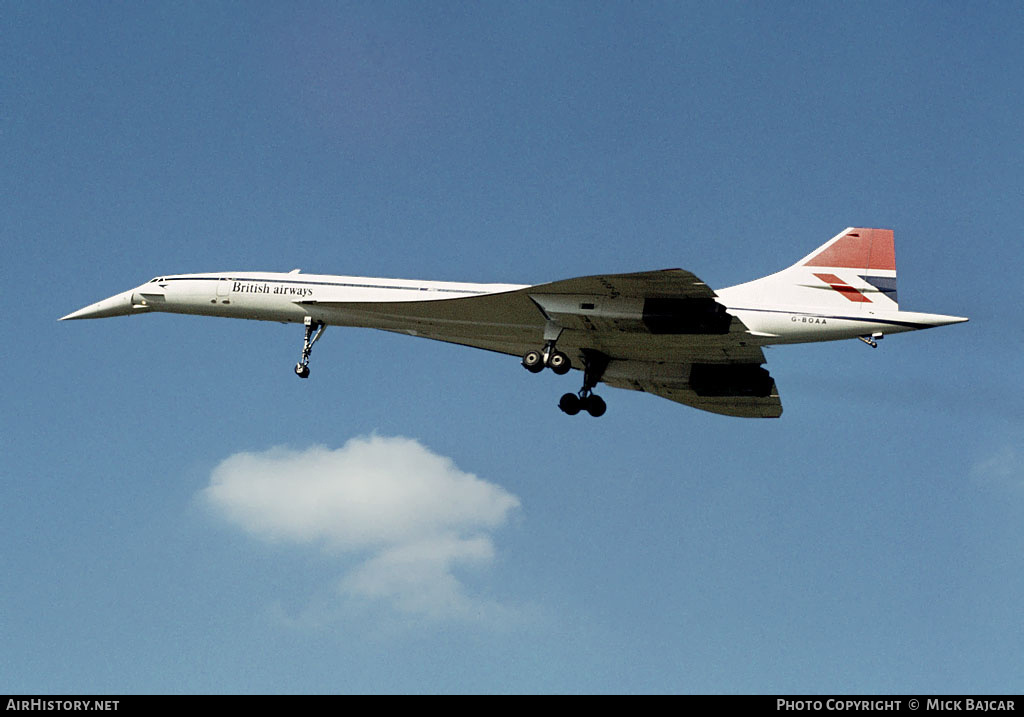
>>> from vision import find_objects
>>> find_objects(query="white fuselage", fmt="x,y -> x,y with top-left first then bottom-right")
138,272 -> 524,324
61,270 -> 964,345
715,286 -> 962,344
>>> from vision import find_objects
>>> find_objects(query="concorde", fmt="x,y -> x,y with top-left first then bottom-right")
61,228 -> 967,418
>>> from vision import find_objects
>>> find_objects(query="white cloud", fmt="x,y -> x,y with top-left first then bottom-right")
340,535 -> 499,619
201,435 -> 521,621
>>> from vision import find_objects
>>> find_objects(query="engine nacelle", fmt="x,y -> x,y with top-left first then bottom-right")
689,363 -> 774,397
642,298 -> 732,335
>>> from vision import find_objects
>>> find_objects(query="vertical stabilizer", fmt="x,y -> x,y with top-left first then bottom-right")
718,228 -> 899,310
801,227 -> 897,306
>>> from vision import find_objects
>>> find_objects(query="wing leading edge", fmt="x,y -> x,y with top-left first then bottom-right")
300,268 -> 781,418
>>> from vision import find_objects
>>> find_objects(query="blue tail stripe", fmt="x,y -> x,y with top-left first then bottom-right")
860,275 -> 898,303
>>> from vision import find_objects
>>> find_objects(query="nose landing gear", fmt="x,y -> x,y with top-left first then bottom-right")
294,317 -> 326,379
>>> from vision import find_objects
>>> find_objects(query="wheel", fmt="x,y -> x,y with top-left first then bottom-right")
548,351 -> 571,375
522,350 -> 545,373
558,393 -> 581,415
295,363 -> 310,378
584,394 -> 606,417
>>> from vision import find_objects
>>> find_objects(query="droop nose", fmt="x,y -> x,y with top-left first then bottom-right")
59,289 -> 138,320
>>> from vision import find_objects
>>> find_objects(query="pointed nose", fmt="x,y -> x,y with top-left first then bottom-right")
59,290 -> 137,320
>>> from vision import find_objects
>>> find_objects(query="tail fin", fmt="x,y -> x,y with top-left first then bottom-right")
720,228 -> 899,310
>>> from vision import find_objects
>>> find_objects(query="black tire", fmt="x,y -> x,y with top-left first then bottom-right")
558,393 -> 581,415
548,351 -> 571,375
522,350 -> 545,373
585,394 -> 607,417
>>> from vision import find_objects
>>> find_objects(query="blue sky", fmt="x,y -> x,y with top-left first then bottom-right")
3,1 -> 1022,694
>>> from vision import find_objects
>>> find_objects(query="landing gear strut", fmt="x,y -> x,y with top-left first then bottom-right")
559,349 -> 610,418
294,317 -> 326,378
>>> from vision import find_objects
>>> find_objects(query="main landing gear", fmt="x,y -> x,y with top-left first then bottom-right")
521,320 -> 572,376
520,341 -> 610,417
521,321 -> 610,416
521,346 -> 571,375
557,349 -> 610,417
558,391 -> 606,418
294,317 -> 326,379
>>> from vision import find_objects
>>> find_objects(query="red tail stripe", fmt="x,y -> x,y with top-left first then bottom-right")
804,228 -> 895,271
813,273 -> 873,303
